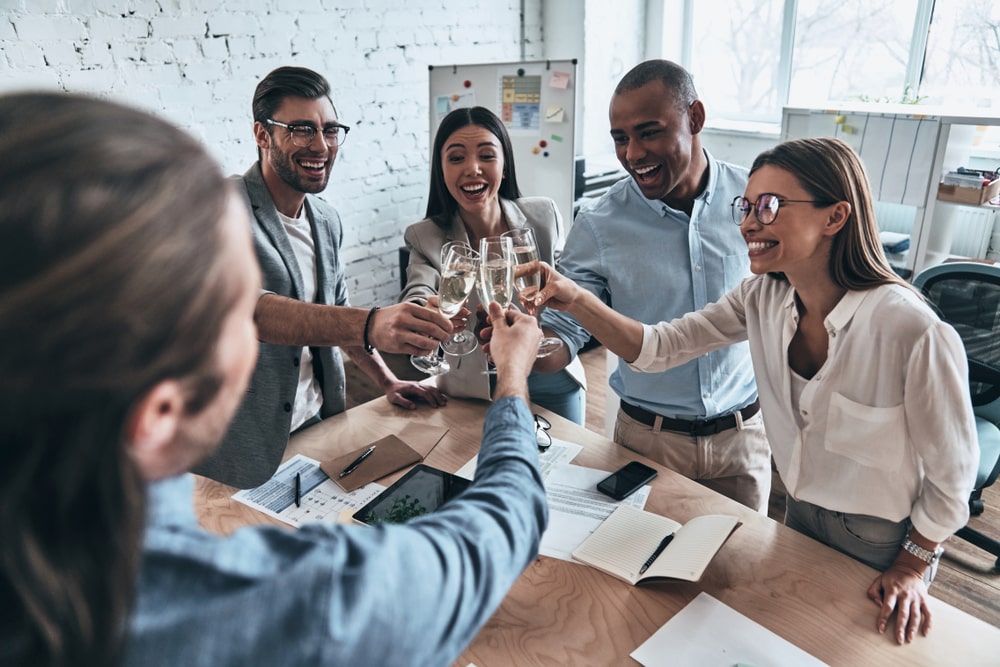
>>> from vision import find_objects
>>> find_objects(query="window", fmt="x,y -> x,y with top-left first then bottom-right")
661,0 -> 1000,124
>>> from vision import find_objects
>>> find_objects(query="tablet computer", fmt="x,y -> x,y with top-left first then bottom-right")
353,463 -> 471,526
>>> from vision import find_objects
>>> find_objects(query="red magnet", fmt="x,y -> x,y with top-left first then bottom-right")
463,80 -> 471,88
539,140 -> 548,148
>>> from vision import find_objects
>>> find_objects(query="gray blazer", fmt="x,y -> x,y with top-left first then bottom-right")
193,164 -> 348,489
401,197 -> 585,400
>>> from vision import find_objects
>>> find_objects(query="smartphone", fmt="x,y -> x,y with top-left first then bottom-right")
596,461 -> 658,501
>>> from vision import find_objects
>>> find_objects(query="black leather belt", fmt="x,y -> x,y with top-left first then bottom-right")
620,399 -> 760,436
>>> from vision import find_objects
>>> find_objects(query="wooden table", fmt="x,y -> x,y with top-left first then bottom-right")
194,397 -> 1000,666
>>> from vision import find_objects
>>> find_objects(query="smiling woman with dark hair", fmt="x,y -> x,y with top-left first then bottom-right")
401,106 -> 588,423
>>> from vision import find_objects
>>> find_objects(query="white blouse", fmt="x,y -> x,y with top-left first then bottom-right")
631,274 -> 979,543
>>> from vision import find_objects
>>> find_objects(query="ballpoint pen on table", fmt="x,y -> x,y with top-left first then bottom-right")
294,472 -> 301,508
339,445 -> 377,478
638,533 -> 675,575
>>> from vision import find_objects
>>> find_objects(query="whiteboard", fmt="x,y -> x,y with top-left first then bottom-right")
428,59 -> 578,227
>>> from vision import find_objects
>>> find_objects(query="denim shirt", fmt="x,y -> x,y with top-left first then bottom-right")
541,151 -> 757,419
125,397 -> 547,667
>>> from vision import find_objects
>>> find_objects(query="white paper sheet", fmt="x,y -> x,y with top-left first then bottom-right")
630,592 -> 828,667
454,437 -> 583,480
232,454 -> 384,527
540,463 -> 650,561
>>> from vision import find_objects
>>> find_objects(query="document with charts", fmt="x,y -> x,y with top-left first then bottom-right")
232,454 -> 384,527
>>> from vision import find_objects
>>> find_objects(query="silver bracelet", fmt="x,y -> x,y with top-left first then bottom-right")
901,537 -> 943,565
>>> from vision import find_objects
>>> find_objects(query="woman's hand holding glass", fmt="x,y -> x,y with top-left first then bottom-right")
410,244 -> 480,376
499,227 -> 565,358
520,260 -> 585,316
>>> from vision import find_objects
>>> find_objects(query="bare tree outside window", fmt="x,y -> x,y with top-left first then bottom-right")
790,0 -> 916,105
676,0 -> 1000,124
921,0 -> 1000,108
689,0 -> 783,122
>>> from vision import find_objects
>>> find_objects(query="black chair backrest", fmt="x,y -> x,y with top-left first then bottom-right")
918,270 -> 1000,407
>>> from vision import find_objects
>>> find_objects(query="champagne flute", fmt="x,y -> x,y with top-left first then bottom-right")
500,227 -> 565,358
439,242 -> 480,355
410,244 -> 479,375
477,236 -> 514,376
478,236 -> 514,309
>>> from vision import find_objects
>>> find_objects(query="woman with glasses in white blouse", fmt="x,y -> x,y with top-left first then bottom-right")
524,136 -> 978,646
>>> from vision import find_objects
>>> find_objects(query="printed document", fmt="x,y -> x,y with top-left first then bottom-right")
540,463 -> 649,561
232,454 -> 384,528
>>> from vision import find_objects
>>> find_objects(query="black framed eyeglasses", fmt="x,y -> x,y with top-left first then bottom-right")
731,194 -> 835,226
266,119 -> 350,147
534,414 -> 552,452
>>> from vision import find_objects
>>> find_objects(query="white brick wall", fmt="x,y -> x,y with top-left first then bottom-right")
0,0 -> 544,305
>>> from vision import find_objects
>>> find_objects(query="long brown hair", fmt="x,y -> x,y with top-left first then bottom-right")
0,93 -> 237,666
750,137 -> 907,290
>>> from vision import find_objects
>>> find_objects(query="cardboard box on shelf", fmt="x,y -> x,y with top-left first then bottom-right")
937,178 -> 1000,205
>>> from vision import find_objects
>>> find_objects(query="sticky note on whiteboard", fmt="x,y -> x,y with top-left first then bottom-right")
549,71 -> 570,89
545,105 -> 565,123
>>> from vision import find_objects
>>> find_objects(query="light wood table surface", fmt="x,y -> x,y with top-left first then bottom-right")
193,396 -> 1000,666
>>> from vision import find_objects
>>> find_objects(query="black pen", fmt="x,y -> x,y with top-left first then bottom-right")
638,533 -> 675,575
339,445 -> 377,478
294,472 -> 301,508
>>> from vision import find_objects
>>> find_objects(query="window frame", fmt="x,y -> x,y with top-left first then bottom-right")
657,0 -> 938,125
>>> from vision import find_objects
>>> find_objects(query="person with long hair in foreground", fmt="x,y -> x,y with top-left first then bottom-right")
0,91 -> 547,667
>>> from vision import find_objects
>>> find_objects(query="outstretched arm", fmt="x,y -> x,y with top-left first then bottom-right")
487,302 -> 543,404
254,294 -> 452,357
528,262 -> 644,363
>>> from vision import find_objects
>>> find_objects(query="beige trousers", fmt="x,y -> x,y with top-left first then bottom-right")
614,408 -> 771,513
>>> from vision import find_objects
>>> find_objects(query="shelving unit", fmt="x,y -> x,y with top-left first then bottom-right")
782,104 -> 1000,278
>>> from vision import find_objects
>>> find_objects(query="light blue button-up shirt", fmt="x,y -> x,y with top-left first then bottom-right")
125,397 -> 547,667
542,151 -> 756,419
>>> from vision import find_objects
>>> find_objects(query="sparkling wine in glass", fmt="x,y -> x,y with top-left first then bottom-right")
478,236 -> 514,309
410,244 -> 479,375
439,244 -> 480,355
500,227 -> 565,358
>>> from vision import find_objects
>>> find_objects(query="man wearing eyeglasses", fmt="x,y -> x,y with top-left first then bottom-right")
535,59 -> 769,513
195,66 -> 453,489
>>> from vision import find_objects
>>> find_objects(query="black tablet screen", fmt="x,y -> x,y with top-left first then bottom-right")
354,464 -> 471,525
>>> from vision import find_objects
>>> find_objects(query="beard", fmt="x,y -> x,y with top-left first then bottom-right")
268,144 -> 330,194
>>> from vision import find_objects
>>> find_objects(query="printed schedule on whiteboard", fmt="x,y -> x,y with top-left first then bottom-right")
501,75 -> 541,131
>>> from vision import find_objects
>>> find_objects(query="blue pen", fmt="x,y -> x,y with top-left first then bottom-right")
638,533 -> 675,575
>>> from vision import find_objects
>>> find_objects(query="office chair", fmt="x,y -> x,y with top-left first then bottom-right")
913,261 -> 1000,569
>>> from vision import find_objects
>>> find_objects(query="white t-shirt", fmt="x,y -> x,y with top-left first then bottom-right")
278,206 -> 323,433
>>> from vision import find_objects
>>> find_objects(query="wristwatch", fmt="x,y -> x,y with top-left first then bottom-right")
901,537 -> 944,565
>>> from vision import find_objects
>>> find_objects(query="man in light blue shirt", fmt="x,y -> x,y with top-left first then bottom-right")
538,60 -> 770,511
126,303 -> 548,667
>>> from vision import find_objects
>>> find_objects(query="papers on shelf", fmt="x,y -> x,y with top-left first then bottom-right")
232,454 -> 384,527
631,592 -> 828,667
